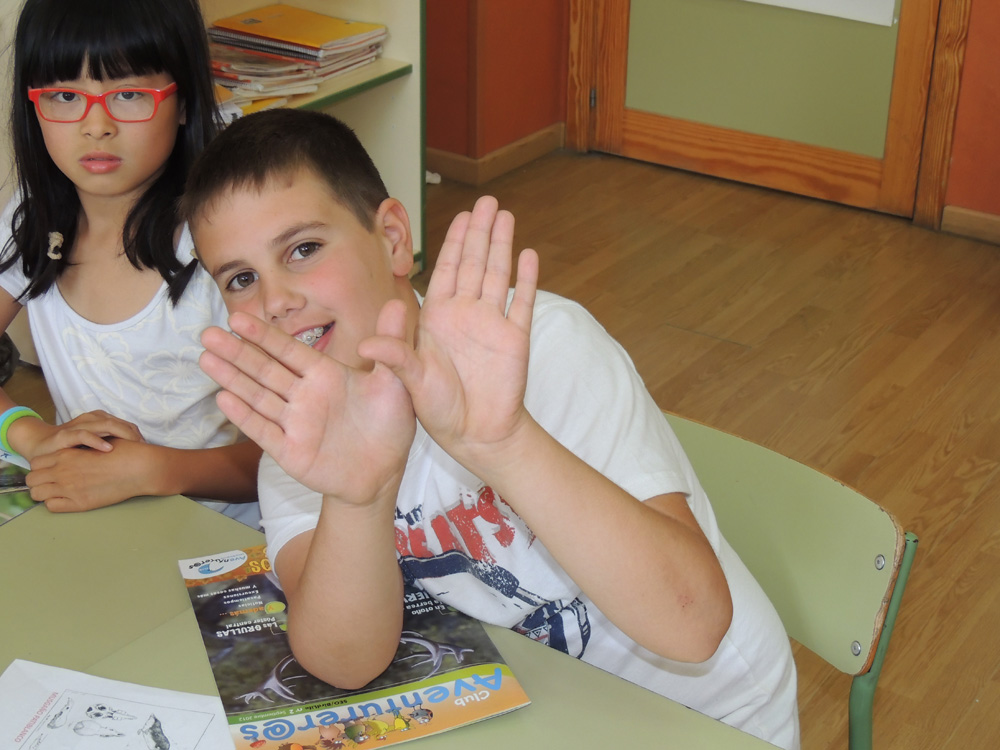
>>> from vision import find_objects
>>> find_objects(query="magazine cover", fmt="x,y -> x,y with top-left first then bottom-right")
178,545 -> 530,749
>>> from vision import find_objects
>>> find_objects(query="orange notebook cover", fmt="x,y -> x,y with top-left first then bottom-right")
210,3 -> 385,53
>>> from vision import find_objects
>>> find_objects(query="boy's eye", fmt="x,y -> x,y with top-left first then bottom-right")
225,270 -> 258,292
289,242 -> 320,261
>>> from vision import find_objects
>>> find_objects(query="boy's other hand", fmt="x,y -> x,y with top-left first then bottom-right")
360,196 -> 539,471
200,315 -> 415,505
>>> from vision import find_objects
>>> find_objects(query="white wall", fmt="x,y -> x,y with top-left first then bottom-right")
742,0 -> 895,26
1,0 -> 19,206
0,0 -> 36,365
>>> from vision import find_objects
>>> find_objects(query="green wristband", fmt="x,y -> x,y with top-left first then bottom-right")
0,406 -> 42,456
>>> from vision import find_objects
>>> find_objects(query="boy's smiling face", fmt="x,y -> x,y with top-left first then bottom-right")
193,166 -> 415,370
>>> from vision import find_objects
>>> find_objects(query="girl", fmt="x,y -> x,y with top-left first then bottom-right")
0,0 -> 260,525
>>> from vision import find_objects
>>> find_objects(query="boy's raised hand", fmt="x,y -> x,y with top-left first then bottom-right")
360,196 -> 539,470
200,312 -> 415,505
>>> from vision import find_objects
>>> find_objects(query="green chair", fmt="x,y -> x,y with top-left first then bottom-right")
664,412 -> 918,750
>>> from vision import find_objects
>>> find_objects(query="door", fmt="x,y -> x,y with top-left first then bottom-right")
567,0 -> 941,217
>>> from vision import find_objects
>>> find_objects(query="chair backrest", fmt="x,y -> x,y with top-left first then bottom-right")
664,412 -> 905,676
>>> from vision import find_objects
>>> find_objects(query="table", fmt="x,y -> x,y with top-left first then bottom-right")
0,495 -> 774,749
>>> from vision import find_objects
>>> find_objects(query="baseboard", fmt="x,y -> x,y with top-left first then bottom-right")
941,205 -> 1000,246
426,123 -> 566,186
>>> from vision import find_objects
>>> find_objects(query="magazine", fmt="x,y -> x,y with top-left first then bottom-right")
0,458 -> 31,525
178,545 -> 530,749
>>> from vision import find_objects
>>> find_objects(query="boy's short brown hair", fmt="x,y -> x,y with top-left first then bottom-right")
181,109 -> 389,233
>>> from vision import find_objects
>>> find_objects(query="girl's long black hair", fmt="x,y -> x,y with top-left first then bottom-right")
2,0 -> 221,304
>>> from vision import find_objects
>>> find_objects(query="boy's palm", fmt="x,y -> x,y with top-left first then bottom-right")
362,197 -> 538,464
201,314 -> 415,504
412,287 -> 530,447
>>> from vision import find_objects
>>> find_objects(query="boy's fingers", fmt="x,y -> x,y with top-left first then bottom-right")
199,349 -> 291,423
426,210 -> 471,300
225,313 -> 321,378
454,196 -> 499,299
201,322 -> 300,397
481,208 -> 515,308
374,298 -> 409,341
215,391 -> 288,454
358,300 -> 422,389
507,248 -> 539,333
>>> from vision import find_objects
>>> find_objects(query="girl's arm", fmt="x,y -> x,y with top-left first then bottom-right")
25,439 -> 262,511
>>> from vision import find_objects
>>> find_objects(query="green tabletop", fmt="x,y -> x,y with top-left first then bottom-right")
0,495 -> 773,749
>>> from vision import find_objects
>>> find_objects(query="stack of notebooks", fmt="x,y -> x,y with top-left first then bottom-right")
208,3 -> 388,120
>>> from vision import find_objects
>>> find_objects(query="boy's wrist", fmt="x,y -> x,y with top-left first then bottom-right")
452,412 -> 545,485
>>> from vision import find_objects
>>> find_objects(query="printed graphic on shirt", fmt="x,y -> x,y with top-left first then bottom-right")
395,485 -> 591,658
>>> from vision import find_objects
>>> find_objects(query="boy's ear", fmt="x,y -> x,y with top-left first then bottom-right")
376,198 -> 414,277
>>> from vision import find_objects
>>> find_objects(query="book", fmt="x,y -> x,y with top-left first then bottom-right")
213,46 -> 379,95
211,41 -> 325,75
211,43 -> 381,85
178,545 -> 530,749
208,4 -> 388,61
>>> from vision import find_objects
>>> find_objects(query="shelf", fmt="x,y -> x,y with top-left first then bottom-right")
287,57 -> 412,111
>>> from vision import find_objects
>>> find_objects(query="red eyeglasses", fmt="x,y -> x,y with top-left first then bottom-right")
28,83 -> 179,123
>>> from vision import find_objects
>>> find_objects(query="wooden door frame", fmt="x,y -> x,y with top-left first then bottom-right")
912,0 -> 973,228
567,0 -> 971,225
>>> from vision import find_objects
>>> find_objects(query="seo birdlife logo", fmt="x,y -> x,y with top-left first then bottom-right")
185,550 -> 248,579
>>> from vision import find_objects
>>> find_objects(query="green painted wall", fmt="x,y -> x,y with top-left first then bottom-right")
626,0 -> 901,158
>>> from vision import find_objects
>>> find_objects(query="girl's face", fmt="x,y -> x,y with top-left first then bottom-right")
33,70 -> 184,207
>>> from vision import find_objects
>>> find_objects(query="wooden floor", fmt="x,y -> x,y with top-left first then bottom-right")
414,151 -> 1000,749
7,149 -> 999,748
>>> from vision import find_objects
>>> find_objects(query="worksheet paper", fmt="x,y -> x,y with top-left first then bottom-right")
0,660 -> 232,749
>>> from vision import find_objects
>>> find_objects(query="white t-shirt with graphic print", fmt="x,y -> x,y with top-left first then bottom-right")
0,199 -> 259,527
258,290 -> 799,749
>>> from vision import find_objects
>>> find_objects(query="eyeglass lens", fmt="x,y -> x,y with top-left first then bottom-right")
37,90 -> 159,122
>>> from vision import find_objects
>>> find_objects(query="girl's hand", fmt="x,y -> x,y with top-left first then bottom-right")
200,312 -> 416,506
26,439 -> 153,511
13,410 -> 144,461
360,196 -> 539,470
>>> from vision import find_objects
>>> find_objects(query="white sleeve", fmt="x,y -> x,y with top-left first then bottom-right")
523,292 -> 723,547
257,451 -> 323,576
0,198 -> 29,301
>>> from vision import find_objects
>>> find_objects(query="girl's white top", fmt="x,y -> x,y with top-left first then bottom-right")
0,198 -> 259,526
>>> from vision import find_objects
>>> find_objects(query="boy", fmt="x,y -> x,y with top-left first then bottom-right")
183,109 -> 799,749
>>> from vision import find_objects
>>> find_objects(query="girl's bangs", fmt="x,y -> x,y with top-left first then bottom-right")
25,12 -> 167,85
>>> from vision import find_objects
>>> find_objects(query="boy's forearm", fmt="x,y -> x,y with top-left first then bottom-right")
146,441 -> 262,502
470,417 -> 733,662
281,496 -> 405,689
